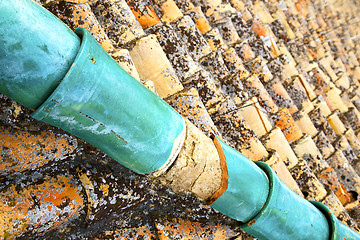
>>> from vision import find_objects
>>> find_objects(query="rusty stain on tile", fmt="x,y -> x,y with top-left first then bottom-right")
0,127 -> 77,174
0,175 -> 84,239
126,0 -> 161,29
273,108 -> 303,142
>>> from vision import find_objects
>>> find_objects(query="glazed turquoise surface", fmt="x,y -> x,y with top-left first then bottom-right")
241,162 -> 330,240
32,28 -> 185,174
211,138 -> 269,222
311,201 -> 360,240
0,0 -> 80,109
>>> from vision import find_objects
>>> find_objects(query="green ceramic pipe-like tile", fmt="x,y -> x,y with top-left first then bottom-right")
311,201 -> 360,240
211,138 -> 270,222
241,161 -> 330,240
32,28 -> 185,174
0,0 -> 80,109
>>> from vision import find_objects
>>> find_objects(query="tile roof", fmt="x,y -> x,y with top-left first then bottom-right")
2,0 -> 360,238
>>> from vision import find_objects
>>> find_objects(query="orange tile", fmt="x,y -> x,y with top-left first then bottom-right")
267,78 -> 298,114
126,0 -> 161,28
153,0 -> 183,23
0,127 -> 76,174
0,176 -> 84,238
185,7 -> 212,34
251,19 -> 266,37
274,108 -> 303,142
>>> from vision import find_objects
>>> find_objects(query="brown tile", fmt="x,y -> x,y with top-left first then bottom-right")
289,158 -> 327,201
313,131 -> 335,159
340,107 -> 360,133
215,18 -> 241,46
283,77 -> 314,113
93,226 -> 156,239
203,28 -> 228,52
200,51 -> 231,82
307,66 -> 331,93
291,134 -> 330,175
321,192 -> 346,217
183,70 -> 224,109
231,13 -> 254,42
293,109 -> 318,137
222,48 -> 250,77
219,73 -> 250,105
202,1 -> 237,23
247,36 -> 274,62
333,135 -> 359,167
312,95 -> 332,116
244,56 -> 273,83
173,0 -> 194,12
265,78 -> 298,114
295,74 -> 317,101
327,150 -> 360,201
